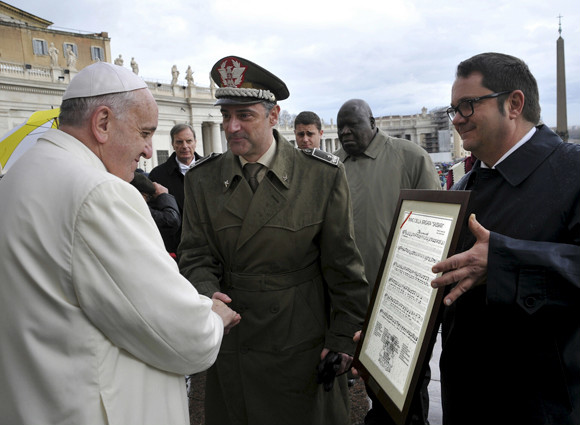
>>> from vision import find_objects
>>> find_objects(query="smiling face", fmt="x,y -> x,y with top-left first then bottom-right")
337,100 -> 376,156
103,89 -> 158,181
220,102 -> 279,162
172,127 -> 197,165
294,124 -> 323,149
451,72 -> 511,165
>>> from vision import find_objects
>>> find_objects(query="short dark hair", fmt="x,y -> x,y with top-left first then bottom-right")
294,111 -> 322,131
170,123 -> 196,142
456,52 -> 541,124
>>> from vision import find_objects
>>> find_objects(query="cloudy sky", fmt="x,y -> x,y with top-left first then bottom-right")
15,0 -> 580,127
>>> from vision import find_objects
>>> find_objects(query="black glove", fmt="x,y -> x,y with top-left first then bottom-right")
316,351 -> 342,392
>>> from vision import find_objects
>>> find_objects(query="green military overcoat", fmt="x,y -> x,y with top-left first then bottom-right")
179,131 -> 369,425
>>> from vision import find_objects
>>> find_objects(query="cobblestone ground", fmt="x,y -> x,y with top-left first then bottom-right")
188,371 -> 369,425
187,372 -> 205,425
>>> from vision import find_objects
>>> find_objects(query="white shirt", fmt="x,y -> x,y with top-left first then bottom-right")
176,156 -> 195,175
482,127 -> 537,169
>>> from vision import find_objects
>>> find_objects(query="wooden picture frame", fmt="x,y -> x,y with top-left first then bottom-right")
353,189 -> 471,425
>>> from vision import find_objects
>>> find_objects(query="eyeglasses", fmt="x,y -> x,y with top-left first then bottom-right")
446,91 -> 512,120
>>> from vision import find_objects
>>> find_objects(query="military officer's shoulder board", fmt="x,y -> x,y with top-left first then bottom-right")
191,152 -> 222,168
301,148 -> 339,167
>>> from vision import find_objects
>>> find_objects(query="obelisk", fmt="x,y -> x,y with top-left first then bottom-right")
556,15 -> 568,142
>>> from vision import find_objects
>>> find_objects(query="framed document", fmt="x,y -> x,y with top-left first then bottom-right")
353,189 -> 471,425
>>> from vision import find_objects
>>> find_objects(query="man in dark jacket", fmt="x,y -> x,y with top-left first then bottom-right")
130,171 -> 181,255
432,52 -> 580,425
148,123 -> 202,254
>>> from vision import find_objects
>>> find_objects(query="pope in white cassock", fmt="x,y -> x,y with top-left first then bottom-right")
0,62 -> 240,425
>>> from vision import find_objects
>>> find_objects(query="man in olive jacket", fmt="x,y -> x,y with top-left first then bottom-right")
179,56 -> 369,425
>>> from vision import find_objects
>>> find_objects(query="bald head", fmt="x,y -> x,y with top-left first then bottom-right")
337,99 -> 377,156
339,99 -> 373,117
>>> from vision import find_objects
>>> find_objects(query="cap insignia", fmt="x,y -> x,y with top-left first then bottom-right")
218,58 -> 246,88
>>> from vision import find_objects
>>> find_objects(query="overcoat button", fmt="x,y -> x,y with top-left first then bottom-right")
270,304 -> 279,314
524,296 -> 536,308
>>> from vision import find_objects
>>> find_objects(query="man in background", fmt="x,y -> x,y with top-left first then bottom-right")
0,62 -> 239,425
294,110 -> 324,149
335,98 -> 441,425
149,123 -> 202,254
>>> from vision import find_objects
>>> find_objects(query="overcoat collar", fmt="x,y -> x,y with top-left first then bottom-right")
220,130 -> 295,250
165,152 -> 180,174
220,130 -> 293,192
164,151 -> 202,176
335,128 -> 387,162
469,125 -> 562,188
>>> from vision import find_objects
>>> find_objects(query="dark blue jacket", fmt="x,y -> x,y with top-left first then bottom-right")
442,125 -> 580,425
148,151 -> 202,255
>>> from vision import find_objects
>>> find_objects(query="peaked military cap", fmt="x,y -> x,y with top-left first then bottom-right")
211,56 -> 289,105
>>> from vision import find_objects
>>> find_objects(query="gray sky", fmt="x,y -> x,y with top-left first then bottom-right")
15,0 -> 580,127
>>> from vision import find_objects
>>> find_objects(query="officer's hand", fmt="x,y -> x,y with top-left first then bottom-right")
211,292 -> 241,334
320,348 -> 353,376
212,291 -> 233,304
317,349 -> 352,391
431,214 -> 489,306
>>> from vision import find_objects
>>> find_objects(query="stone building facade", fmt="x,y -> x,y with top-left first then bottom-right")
0,2 -> 225,173
1,2 -> 462,174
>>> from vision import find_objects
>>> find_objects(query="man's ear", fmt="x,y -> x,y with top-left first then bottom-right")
507,90 -> 525,119
91,106 -> 112,144
269,105 -> 281,126
370,116 -> 376,130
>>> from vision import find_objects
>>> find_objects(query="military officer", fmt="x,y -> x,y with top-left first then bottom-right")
178,56 -> 369,425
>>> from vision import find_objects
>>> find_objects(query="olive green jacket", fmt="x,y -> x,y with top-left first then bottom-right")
179,131 -> 368,425
335,129 -> 441,289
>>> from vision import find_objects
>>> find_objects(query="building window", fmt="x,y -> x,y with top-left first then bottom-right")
32,39 -> 48,55
63,43 -> 78,58
157,150 -> 169,165
91,46 -> 104,61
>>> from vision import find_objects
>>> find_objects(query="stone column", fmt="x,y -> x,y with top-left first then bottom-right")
193,123 -> 204,157
211,122 -> 223,154
202,123 -> 213,155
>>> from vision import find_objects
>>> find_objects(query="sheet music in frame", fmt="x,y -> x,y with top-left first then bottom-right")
354,189 -> 471,425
